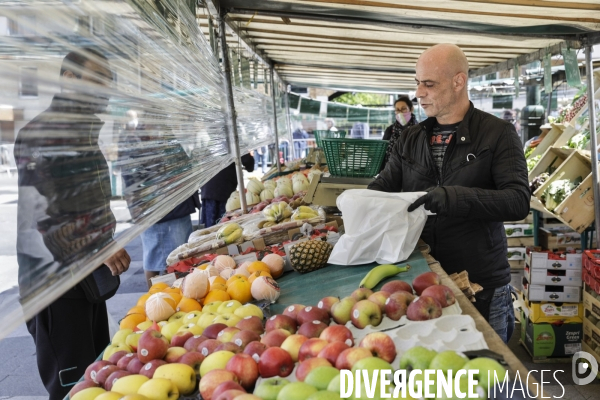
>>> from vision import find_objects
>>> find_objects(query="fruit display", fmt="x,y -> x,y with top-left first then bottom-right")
288,240 -> 334,273
556,93 -> 587,124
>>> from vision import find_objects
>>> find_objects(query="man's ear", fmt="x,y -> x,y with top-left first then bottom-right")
62,70 -> 76,79
454,72 -> 467,92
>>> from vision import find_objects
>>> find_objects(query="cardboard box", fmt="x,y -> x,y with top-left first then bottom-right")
583,319 -> 600,346
524,299 -> 583,323
521,310 -> 582,358
509,259 -> 525,270
583,270 -> 600,295
524,265 -> 582,286
507,236 -> 535,247
507,247 -> 526,261
539,227 -> 582,250
583,249 -> 600,271
583,285 -> 600,317
511,269 -> 525,292
527,251 -> 582,270
505,224 -> 534,238
524,281 -> 581,302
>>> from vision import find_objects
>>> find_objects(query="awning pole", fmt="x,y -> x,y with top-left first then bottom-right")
585,44 -> 600,248
284,85 -> 294,162
219,14 -> 247,214
270,67 -> 282,172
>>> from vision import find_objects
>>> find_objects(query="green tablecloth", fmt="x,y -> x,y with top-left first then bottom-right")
271,247 -> 430,314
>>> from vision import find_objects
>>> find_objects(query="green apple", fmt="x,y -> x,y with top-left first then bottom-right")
429,350 -> 468,377
398,346 -> 437,371
254,378 -> 290,400
160,320 -> 183,341
137,377 -> 179,400
112,328 -> 133,345
212,313 -> 242,327
95,392 -> 123,400
305,366 -> 340,390
277,382 -> 318,400
177,323 -> 204,336
168,311 -> 187,323
203,301 -> 223,314
182,311 -> 203,324
217,300 -> 243,314
153,363 -> 196,396
71,387 -> 106,400
125,332 -> 143,351
435,374 -> 481,400
462,357 -> 507,392
102,343 -> 132,361
137,320 -> 153,331
234,303 -> 265,319
199,350 -> 236,377
327,374 -> 341,393
197,312 -> 219,329
307,391 -> 342,400
350,357 -> 394,399
111,374 -> 149,395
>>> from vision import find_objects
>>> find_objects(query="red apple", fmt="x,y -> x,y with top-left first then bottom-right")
319,325 -> 354,347
108,350 -> 130,365
350,299 -> 382,329
140,359 -> 167,379
296,306 -> 330,325
198,339 -> 222,357
298,338 -> 328,362
260,328 -> 291,347
412,272 -> 441,295
296,357 -> 332,382
178,351 -> 206,376
184,335 -> 209,352
351,288 -> 373,301
330,297 -> 357,325
297,320 -> 328,339
204,323 -> 229,339
84,360 -> 113,383
318,342 -> 350,366
105,370 -> 132,391
265,314 -> 297,334
232,330 -> 261,349
243,341 -> 268,362
280,334 -> 309,362
137,329 -> 169,363
95,365 -> 120,387
126,357 -> 145,374
171,331 -> 194,348
282,304 -> 306,322
368,291 -> 390,310
215,342 -> 243,354
212,381 -> 246,400
406,295 -> 443,321
214,389 -> 247,400
199,369 -> 239,400
235,316 -> 265,336
217,327 -> 242,343
164,346 -> 187,363
381,280 -> 413,295
384,290 -> 415,321
226,353 -> 260,390
335,347 -> 372,370
117,353 -> 137,370
359,332 -> 397,363
317,296 -> 340,315
421,284 -> 456,307
69,380 -> 98,398
258,347 -> 294,378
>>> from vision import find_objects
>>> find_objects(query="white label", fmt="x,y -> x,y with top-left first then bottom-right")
287,306 -> 295,312
353,309 -> 359,318
227,302 -> 234,308
313,320 -> 320,325
149,273 -> 177,287
345,339 -> 353,346
126,353 -> 134,358
305,306 -> 312,312
218,331 -> 224,337
91,371 -> 97,380
140,349 -> 148,356
244,316 -> 253,320
112,378 -> 118,385
202,348 -> 209,356
318,301 -> 324,308
385,298 -> 390,305
186,314 -> 194,320
565,343 -> 581,355
144,363 -> 152,370
235,339 -> 243,346
270,316 -> 276,320
193,335 -> 202,338
101,365 -> 109,371
252,353 -> 260,362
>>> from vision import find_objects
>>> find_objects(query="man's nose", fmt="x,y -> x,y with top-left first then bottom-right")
415,84 -> 425,98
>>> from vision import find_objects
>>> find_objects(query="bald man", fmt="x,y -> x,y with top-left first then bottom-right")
369,44 -> 529,343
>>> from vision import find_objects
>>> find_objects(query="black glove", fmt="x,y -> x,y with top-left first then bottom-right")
407,187 -> 448,215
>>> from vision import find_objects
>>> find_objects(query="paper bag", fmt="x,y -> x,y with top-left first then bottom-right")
328,189 -> 428,265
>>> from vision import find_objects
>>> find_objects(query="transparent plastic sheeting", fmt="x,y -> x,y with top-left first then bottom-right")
0,0 -> 276,339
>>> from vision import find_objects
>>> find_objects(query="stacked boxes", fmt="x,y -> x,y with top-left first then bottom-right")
539,226 -> 583,250
582,283 -> 600,364
506,212 -> 534,289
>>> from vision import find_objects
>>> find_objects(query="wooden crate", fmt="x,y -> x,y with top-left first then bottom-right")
528,124 -> 566,159
555,171 -> 595,233
553,124 -> 582,149
528,147 -> 574,182
533,150 -> 591,206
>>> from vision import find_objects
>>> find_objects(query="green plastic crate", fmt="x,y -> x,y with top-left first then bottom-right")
321,138 -> 388,178
314,130 -> 347,148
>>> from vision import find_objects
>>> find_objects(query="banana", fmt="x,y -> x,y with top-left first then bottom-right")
359,264 -> 411,289
298,206 -> 317,214
293,212 -> 319,220
217,223 -> 241,239
224,228 -> 243,244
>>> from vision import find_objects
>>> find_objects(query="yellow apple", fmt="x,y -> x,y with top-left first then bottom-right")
202,301 -> 223,314
182,311 -> 203,324
212,313 -> 242,327
111,374 -> 149,395
153,363 -> 197,395
137,378 -> 179,400
199,350 -> 236,377
137,321 -> 153,331
234,304 -> 264,319
168,311 -> 187,323
177,323 -> 204,336
95,392 -> 123,400
120,395 -> 150,400
126,332 -> 143,351
102,343 -> 132,361
112,328 -> 133,345
217,300 -> 243,314
197,312 -> 219,329
161,320 -> 183,341
71,387 -> 106,400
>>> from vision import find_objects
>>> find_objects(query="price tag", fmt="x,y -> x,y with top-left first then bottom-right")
544,53 -> 552,95
562,47 -> 582,88
150,273 -> 177,287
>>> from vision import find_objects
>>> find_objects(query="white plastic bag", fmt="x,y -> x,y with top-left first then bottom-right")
328,189 -> 428,265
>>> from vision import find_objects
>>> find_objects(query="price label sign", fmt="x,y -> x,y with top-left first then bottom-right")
561,47 -> 582,88
544,53 -> 552,95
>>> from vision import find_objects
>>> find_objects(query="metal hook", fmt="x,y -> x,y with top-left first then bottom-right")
466,153 -> 476,162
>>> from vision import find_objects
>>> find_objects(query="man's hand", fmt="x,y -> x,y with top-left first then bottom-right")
105,249 -> 131,276
407,187 -> 449,215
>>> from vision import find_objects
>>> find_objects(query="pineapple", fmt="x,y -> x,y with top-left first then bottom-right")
289,240 -> 333,273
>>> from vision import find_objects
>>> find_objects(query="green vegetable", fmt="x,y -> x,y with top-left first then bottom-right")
542,176 -> 583,211
524,146 -> 535,159
527,155 -> 541,172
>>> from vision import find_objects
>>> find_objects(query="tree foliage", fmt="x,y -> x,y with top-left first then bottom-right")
332,92 -> 389,106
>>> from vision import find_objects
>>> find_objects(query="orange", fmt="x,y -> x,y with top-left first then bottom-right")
204,289 -> 231,304
211,276 -> 227,286
227,279 -> 252,304
198,263 -> 210,270
119,313 -> 147,330
163,288 -> 183,305
127,305 -> 146,316
211,283 -> 227,292
177,297 -> 203,313
149,282 -> 169,293
247,261 -> 270,274
248,270 -> 272,284
227,274 -> 248,286
136,293 -> 151,306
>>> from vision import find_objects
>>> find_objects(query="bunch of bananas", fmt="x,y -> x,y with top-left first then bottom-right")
291,205 -> 319,221
263,201 -> 293,223
359,264 -> 411,289
216,223 -> 243,244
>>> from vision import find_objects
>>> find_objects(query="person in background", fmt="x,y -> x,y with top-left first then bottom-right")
350,121 -> 370,139
201,153 -> 254,227
254,146 -> 267,173
15,48 -> 130,400
369,44 -> 529,343
292,123 -> 309,159
380,96 -> 418,170
325,117 -> 338,132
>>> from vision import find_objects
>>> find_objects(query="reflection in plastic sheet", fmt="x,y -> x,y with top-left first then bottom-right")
0,0 -> 279,339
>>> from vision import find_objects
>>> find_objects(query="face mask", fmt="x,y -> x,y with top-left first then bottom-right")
396,112 -> 412,125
